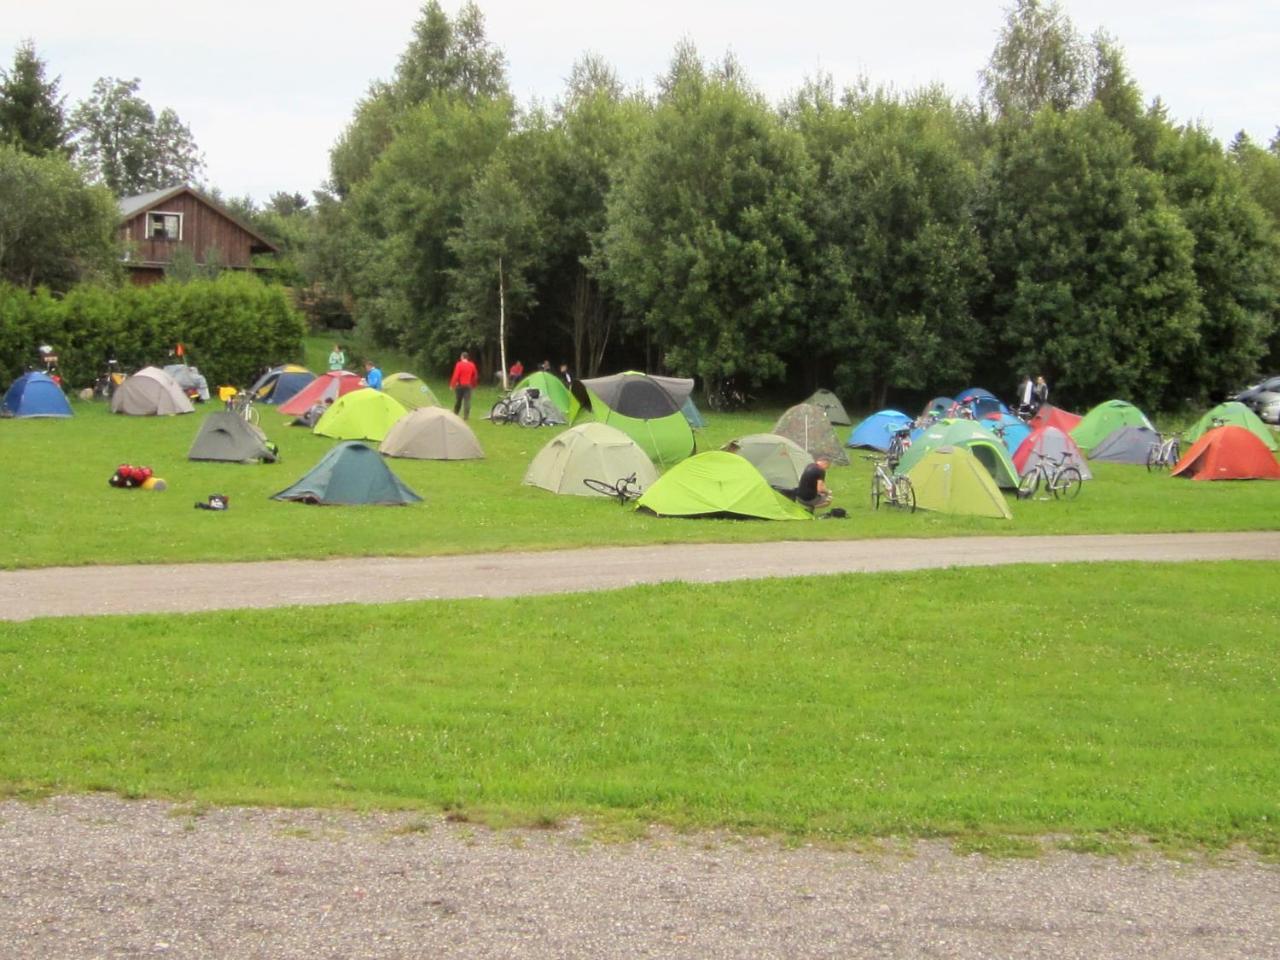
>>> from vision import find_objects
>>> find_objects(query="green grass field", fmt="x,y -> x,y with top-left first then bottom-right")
1,562 -> 1276,852
1,372 -> 1278,570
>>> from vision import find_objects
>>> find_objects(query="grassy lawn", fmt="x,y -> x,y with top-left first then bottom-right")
1,562 -> 1275,851
2,375 -> 1278,570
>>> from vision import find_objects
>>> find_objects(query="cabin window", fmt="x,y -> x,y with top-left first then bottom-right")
146,211 -> 182,241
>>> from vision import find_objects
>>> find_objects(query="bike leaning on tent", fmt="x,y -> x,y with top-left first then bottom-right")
489,388 -> 545,427
865,455 -> 915,512
1146,432 -> 1181,472
1016,450 -> 1082,500
225,390 -> 259,426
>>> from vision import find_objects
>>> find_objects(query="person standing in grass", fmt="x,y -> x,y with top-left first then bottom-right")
363,359 -> 383,390
328,343 -> 346,371
450,350 -> 479,419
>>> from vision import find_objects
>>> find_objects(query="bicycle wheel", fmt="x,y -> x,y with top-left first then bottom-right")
244,405 -> 260,427
870,472 -> 883,510
893,475 -> 916,513
1016,469 -> 1040,500
489,401 -> 511,424
1146,444 -> 1161,472
518,404 -> 545,428
1051,467 -> 1082,500
583,478 -> 620,499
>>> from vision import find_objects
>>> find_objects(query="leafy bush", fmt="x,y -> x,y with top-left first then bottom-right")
0,274 -> 306,388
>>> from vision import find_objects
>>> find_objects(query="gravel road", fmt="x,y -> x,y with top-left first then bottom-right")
2,796 -> 1276,960
2,531 -> 1277,620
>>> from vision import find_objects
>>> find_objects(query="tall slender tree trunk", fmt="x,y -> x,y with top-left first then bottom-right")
498,255 -> 508,391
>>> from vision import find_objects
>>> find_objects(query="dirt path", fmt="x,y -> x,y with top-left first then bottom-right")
1,531 -> 1276,621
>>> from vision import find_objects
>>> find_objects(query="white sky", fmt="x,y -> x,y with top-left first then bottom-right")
3,1 -> 1277,203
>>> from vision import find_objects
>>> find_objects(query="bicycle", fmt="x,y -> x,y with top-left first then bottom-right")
865,455 -> 916,512
582,472 -> 641,504
886,426 -> 913,470
93,359 -> 125,400
706,378 -> 752,413
489,388 -> 545,427
1016,451 -> 1082,500
225,390 -> 260,426
1145,432 -> 1181,472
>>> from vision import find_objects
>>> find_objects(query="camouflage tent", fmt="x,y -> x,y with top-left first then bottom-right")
772,403 -> 848,466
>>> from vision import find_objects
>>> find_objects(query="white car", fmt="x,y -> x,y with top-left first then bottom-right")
1255,391 -> 1280,425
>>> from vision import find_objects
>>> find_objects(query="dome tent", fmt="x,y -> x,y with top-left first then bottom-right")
249,364 -> 315,405
278,370 -> 363,416
188,411 -> 277,463
572,372 -> 696,468
772,403 -> 849,465
636,451 -> 812,521
382,372 -> 440,410
2,371 -> 72,418
847,410 -> 913,452
111,366 -> 194,416
313,388 -> 408,441
895,418 -> 1019,488
272,442 -> 421,505
512,371 -> 572,416
524,422 -> 658,497
1013,425 -> 1092,480
804,388 -> 851,426
1172,425 -> 1280,481
1184,401 -> 1277,451
1088,425 -> 1161,465
979,412 -> 1032,456
904,445 -> 1012,520
380,407 -> 483,460
722,433 -> 814,489
1070,400 -> 1153,452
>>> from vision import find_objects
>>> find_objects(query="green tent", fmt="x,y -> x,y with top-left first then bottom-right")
772,403 -> 849,465
722,433 -> 813,489
1070,400 -> 1153,451
524,422 -> 658,496
573,372 -> 696,468
272,441 -> 421,505
905,445 -> 1012,520
895,418 -> 1018,488
1184,401 -> 1277,451
804,388 -> 852,426
313,388 -> 408,441
188,411 -> 277,463
637,451 -> 813,520
382,372 -> 440,410
513,370 -> 572,416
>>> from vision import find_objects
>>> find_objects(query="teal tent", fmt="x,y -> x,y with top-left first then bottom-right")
272,441 -> 421,505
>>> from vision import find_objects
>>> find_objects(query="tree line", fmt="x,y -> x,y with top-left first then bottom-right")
4,1 -> 1280,411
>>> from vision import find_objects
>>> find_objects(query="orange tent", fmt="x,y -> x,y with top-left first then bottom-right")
1028,403 -> 1082,434
1171,425 -> 1280,481
278,370 -> 363,416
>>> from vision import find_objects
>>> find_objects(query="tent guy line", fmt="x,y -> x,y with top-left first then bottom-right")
1,532 -> 1276,622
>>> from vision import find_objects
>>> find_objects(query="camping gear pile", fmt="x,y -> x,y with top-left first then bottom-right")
109,464 -> 166,491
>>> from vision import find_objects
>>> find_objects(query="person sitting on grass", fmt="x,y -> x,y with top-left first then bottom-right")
793,456 -> 833,510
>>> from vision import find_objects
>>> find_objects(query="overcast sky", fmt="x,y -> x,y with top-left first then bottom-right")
4,1 -> 1277,203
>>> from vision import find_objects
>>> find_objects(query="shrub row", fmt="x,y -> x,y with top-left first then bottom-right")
0,275 -> 306,390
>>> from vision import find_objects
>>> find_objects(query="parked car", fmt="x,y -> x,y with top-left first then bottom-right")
1233,374 -> 1280,411
1255,391 -> 1280,425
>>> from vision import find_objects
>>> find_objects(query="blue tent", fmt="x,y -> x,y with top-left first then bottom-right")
956,386 -> 997,400
847,409 -> 913,451
681,395 -> 705,429
979,412 -> 1031,455
2,371 -> 72,418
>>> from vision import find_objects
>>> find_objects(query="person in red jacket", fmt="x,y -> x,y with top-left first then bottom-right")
449,350 -> 479,419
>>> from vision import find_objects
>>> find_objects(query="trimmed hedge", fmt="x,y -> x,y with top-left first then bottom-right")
0,275 -> 306,390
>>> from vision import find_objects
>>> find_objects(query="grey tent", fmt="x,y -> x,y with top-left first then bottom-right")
188,411 -> 277,463
524,422 -> 658,497
1088,425 -> 1162,465
804,389 -> 851,426
380,407 -> 484,460
272,441 -> 421,505
111,366 -> 194,416
772,403 -> 849,465
722,433 -> 814,488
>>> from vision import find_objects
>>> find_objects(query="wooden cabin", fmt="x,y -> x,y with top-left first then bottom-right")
117,185 -> 278,285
